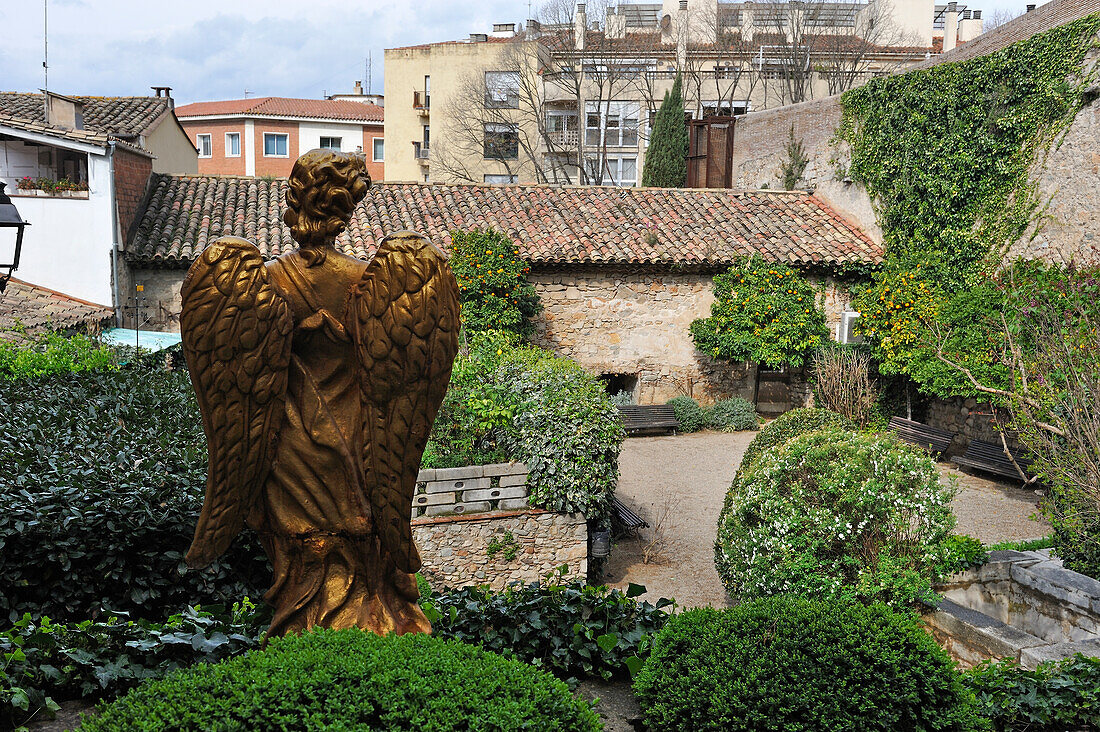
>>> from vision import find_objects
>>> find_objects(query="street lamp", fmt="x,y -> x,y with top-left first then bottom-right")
0,181 -> 30,293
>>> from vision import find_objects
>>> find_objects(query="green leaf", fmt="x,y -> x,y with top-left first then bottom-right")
626,583 -> 647,598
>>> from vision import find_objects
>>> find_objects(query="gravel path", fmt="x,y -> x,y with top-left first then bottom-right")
605,431 -> 1050,608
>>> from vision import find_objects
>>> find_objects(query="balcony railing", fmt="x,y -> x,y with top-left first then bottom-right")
545,130 -> 579,148
413,141 -> 430,160
413,91 -> 430,110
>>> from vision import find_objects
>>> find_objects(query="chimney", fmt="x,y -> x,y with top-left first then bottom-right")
1026,3 -> 1035,10
607,8 -> 626,38
151,85 -> 174,107
469,32 -> 488,42
491,22 -> 516,37
958,9 -> 983,42
678,0 -> 689,66
353,80 -> 364,96
575,3 -> 587,51
526,18 -> 542,38
44,91 -> 84,130
943,1 -> 958,52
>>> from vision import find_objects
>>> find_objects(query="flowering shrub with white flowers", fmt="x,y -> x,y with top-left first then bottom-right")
715,427 -> 956,607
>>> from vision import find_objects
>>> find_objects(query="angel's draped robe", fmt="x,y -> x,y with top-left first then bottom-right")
257,251 -> 427,637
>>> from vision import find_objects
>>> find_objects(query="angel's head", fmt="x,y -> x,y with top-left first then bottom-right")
284,149 -> 371,265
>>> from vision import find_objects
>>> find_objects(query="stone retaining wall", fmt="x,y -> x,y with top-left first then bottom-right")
926,550 -> 1100,669
925,397 -> 1019,455
410,462 -> 588,590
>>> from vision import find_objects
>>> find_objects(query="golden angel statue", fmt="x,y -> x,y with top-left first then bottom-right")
179,149 -> 459,638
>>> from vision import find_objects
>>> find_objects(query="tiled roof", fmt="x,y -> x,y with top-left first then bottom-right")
126,175 -> 880,268
0,93 -> 171,137
0,278 -> 113,340
0,113 -> 155,156
175,97 -> 384,123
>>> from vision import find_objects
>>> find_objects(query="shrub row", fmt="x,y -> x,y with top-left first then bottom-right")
2,577 -> 666,728
664,396 -> 758,433
82,630 -> 601,732
0,366 -> 271,623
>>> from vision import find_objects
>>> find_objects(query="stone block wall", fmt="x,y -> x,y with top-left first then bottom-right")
531,266 -> 851,405
925,397 -> 1018,455
410,462 -> 588,590
926,550 -> 1100,669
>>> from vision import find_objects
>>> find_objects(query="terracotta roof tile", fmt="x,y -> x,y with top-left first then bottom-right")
126,176 -> 880,268
0,93 -> 171,137
175,97 -> 384,123
0,278 -> 113,339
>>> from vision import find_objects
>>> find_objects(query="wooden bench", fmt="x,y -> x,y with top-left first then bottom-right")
954,439 -> 1035,483
888,416 -> 954,456
610,496 -> 650,536
618,405 -> 680,436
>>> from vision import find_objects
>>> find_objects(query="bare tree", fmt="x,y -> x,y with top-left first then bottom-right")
982,7 -> 1023,32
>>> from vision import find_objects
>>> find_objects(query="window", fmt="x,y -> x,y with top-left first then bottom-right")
584,156 -> 637,187
584,102 -> 640,148
485,71 -> 520,108
702,101 -> 750,117
484,123 -> 519,159
225,132 -> 240,157
196,134 -> 211,158
319,136 -> 342,150
372,138 -> 384,161
263,133 -> 289,157
484,174 -> 518,184
423,125 -> 430,147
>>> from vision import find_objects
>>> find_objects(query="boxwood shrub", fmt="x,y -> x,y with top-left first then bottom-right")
81,629 -> 602,731
737,407 -> 855,476
666,396 -> 707,433
715,428 -> 956,607
0,366 -> 270,623
633,598 -> 977,732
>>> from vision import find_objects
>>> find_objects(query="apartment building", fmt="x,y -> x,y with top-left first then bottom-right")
384,0 -> 982,186
175,97 -> 384,180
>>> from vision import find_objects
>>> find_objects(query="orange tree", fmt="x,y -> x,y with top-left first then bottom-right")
449,228 -> 541,339
690,255 -> 828,370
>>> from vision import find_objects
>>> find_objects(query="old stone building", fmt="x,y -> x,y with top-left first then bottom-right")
124,179 -> 878,404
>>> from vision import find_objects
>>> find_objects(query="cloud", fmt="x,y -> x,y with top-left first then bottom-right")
0,0 -> 526,103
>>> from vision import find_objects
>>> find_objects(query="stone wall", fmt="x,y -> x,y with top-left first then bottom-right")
531,266 -> 852,405
410,462 -> 588,590
926,550 -> 1100,669
925,397 -> 1017,455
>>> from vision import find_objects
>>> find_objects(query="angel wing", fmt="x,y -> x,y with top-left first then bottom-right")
180,236 -> 294,568
349,231 -> 461,574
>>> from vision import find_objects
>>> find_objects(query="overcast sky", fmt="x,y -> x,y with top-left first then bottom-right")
1,0 -> 1038,106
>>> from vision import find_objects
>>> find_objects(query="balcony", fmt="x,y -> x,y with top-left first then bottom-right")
545,130 -> 579,148
413,91 -> 430,114
412,141 -> 430,163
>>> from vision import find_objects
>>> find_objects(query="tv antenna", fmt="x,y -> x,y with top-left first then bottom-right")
43,0 -> 49,94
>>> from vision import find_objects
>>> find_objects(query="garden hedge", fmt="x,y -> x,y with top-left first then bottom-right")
633,598 -> 976,731
0,366 -> 269,622
716,427 -> 955,606
81,629 -> 602,731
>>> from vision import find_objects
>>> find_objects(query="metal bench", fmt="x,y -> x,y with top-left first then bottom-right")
954,439 -> 1035,483
888,416 -> 954,456
610,496 -> 650,537
617,404 -> 679,436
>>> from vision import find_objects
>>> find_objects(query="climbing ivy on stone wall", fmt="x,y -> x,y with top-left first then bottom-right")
838,14 -> 1100,397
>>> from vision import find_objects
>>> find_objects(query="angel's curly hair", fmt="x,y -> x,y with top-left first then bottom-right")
283,149 -> 371,266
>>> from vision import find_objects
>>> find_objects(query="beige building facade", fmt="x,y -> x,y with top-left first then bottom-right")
384,0 -> 983,186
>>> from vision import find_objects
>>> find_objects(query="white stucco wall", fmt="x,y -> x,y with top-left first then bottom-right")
298,121 -> 368,154
8,151 -> 114,306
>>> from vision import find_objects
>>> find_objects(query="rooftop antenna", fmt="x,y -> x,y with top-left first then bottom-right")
366,52 -> 372,94
244,89 -> 252,98
43,0 -> 49,110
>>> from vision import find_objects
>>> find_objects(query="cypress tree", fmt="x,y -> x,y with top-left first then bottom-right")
642,74 -> 688,187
